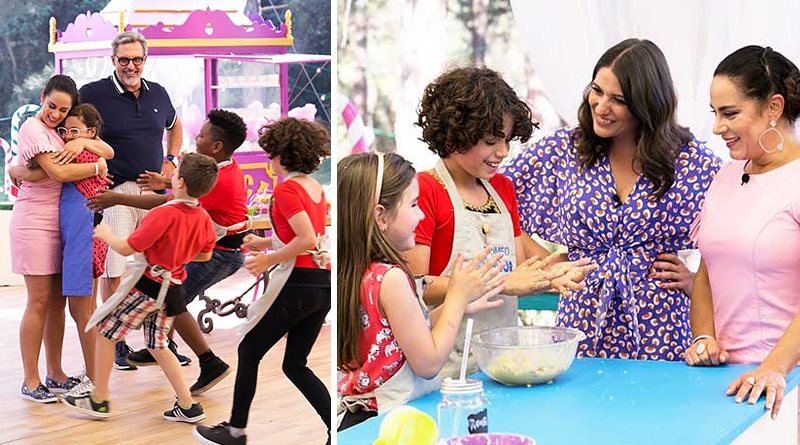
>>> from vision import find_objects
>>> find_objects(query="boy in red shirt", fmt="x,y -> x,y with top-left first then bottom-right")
90,109 -> 248,394
62,153 -> 219,422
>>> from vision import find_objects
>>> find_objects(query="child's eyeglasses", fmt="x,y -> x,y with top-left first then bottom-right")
57,127 -> 92,138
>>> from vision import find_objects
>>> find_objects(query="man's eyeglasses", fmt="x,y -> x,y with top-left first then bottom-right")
114,56 -> 146,66
57,127 -> 92,138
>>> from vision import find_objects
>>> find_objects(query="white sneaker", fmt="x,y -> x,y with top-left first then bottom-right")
61,375 -> 95,398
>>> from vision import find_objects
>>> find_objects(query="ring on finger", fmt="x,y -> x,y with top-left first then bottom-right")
745,376 -> 756,386
695,342 -> 706,355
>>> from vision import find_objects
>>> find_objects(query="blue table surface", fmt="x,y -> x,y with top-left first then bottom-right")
517,293 -> 559,311
337,357 -> 800,445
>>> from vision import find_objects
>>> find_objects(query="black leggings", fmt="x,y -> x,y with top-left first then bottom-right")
230,268 -> 331,431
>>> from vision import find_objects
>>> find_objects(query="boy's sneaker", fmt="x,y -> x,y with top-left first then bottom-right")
127,338 -> 191,367
193,422 -> 246,445
125,347 -> 156,366
114,341 -> 137,370
61,376 -> 95,398
45,375 -> 82,394
190,357 -> 232,395
61,393 -> 110,419
163,400 -> 206,423
20,383 -> 57,403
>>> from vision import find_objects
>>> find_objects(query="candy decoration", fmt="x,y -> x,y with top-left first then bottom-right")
338,94 -> 367,154
1,138 -> 12,198
5,104 -> 41,201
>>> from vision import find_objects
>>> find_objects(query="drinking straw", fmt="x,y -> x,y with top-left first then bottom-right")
459,318 -> 474,381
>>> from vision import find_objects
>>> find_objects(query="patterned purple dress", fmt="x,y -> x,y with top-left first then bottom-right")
501,128 -> 721,361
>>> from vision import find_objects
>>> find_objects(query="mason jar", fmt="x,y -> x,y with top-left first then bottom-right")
437,378 -> 488,439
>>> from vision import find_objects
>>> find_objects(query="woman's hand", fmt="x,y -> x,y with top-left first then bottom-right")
685,337 -> 728,366
727,366 -> 787,419
652,252 -> 694,295
244,251 -> 273,276
97,158 -> 108,180
548,257 -> 598,295
52,139 -> 86,165
137,170 -> 170,191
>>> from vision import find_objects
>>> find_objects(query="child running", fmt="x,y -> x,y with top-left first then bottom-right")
336,152 -> 506,430
62,152 -> 219,422
194,117 -> 332,445
89,108 -> 250,394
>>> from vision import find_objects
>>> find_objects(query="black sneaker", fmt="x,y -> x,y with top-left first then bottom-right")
126,339 -> 191,367
163,400 -> 206,423
114,341 -> 137,370
125,348 -> 157,367
190,357 -> 232,395
193,422 -> 246,445
61,393 -> 110,419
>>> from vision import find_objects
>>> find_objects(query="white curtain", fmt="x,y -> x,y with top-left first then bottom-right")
510,0 -> 800,157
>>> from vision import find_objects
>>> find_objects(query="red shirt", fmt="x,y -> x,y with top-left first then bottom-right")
337,262 -> 407,411
198,159 -> 247,230
271,179 -> 329,270
414,171 -> 521,275
128,202 -> 216,282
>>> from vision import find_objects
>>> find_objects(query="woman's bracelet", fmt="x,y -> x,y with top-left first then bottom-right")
93,162 -> 99,176
691,334 -> 714,344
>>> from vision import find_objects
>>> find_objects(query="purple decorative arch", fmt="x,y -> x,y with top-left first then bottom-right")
58,11 -> 120,44
47,7 -> 328,114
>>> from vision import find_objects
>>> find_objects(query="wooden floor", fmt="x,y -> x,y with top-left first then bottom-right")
0,267 -> 332,445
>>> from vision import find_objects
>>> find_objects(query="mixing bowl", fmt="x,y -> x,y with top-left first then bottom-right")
441,433 -> 536,445
472,326 -> 585,386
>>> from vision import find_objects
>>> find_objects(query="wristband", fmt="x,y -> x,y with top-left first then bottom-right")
691,334 -> 714,344
165,154 -> 177,166
94,162 -> 99,176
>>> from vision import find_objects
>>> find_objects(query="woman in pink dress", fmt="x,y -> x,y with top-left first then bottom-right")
688,45 -> 800,424
9,75 -> 110,403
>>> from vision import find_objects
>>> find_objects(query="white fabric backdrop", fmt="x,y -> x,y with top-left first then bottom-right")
510,0 -> 800,158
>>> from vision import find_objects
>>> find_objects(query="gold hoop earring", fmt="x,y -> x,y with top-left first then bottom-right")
758,119 -> 785,154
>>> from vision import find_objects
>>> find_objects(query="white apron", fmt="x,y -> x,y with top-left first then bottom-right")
86,199 -> 196,331
337,277 -> 441,427
237,172 -> 330,340
210,159 -> 252,240
433,160 -> 518,378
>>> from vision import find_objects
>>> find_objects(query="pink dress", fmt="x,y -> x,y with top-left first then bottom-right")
692,158 -> 800,364
9,117 -> 64,275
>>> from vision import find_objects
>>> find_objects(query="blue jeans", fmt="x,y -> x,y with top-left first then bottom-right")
183,249 -> 245,304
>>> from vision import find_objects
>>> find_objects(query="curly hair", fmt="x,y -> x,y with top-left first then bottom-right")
206,109 -> 247,154
714,45 -> 800,124
575,38 -> 692,199
415,66 -> 536,158
258,117 -> 330,174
